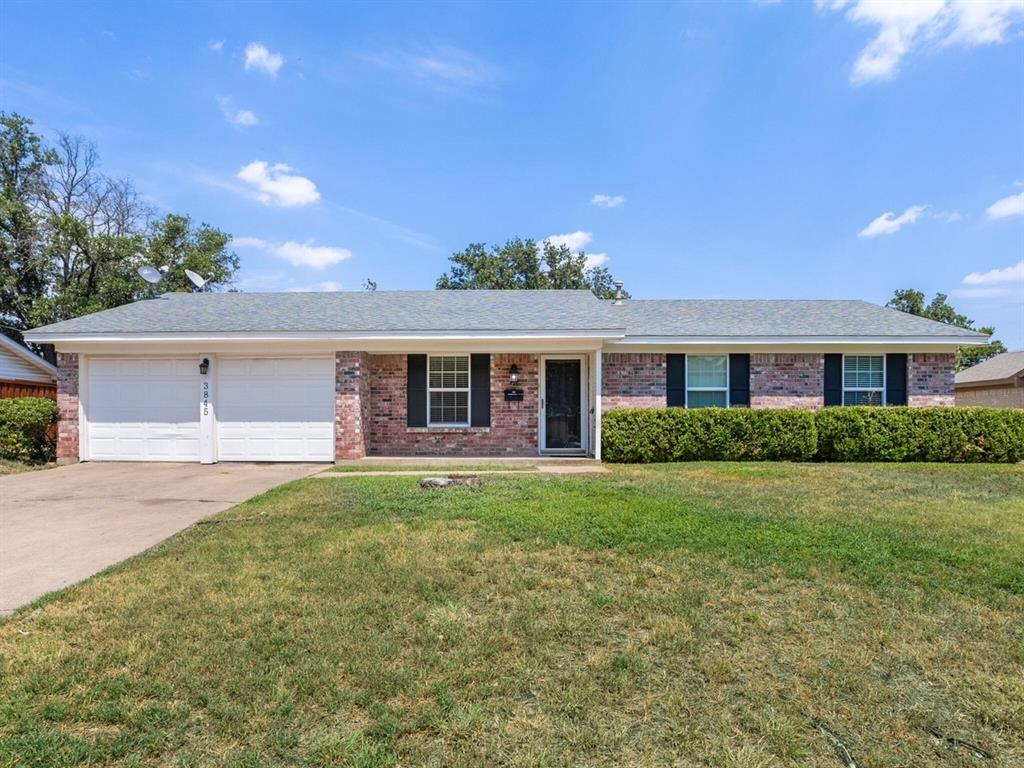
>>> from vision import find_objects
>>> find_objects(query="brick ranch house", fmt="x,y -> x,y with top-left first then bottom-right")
24,290 -> 987,464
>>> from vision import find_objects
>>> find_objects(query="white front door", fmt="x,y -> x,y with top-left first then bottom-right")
215,357 -> 335,462
86,358 -> 200,461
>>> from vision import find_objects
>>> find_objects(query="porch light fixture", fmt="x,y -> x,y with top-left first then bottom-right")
509,364 -> 520,384
199,358 -> 210,375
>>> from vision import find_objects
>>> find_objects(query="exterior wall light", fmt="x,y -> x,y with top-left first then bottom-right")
199,358 -> 210,375
509,363 -> 519,384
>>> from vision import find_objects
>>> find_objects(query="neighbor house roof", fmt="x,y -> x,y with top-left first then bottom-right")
24,290 -> 989,343
0,333 -> 58,381
955,351 -> 1024,387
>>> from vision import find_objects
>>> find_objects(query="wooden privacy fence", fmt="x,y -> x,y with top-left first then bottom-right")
0,380 -> 57,399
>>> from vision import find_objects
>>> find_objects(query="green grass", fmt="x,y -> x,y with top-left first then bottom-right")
330,463 -> 536,473
0,459 -> 52,476
1,463 -> 1022,767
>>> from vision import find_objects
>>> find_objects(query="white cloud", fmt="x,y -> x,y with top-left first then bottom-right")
591,194 -> 626,208
962,259 -> 1024,286
217,97 -> 259,127
545,230 -> 593,251
986,191 -> 1024,220
232,236 -> 352,270
276,241 -> 352,269
236,161 -> 320,207
288,280 -> 343,292
934,210 -> 962,223
244,42 -> 284,77
857,204 -> 928,238
209,40 -> 224,53
543,231 -> 609,269
364,45 -> 498,91
230,236 -> 271,250
818,0 -> 1024,84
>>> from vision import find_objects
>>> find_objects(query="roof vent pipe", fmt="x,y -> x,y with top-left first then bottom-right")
612,280 -> 625,305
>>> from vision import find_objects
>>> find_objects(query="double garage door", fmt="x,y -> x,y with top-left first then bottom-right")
86,357 -> 334,462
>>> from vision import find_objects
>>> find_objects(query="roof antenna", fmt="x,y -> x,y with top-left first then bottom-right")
612,280 -> 625,305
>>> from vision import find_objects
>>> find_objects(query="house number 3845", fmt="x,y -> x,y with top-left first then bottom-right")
202,381 -> 210,417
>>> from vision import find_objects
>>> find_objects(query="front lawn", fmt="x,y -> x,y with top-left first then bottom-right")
1,464 -> 1022,767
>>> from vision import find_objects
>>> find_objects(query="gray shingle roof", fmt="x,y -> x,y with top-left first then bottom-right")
25,290 -> 618,335
610,299 -> 988,339
24,290 -> 989,341
955,351 -> 1024,385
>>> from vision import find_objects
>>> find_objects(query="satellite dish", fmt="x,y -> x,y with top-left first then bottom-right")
138,266 -> 163,284
185,269 -> 208,289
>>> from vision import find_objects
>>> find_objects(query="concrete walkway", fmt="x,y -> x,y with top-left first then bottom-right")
0,462 -> 321,615
319,466 -> 608,477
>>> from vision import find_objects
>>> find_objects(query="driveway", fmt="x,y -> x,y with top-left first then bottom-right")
0,462 -> 322,615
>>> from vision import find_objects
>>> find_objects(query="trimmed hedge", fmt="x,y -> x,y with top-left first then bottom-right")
0,397 -> 59,463
602,408 -> 818,463
602,406 -> 1024,464
814,406 -> 1024,463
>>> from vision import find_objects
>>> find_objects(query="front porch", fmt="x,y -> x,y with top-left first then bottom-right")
335,350 -> 605,461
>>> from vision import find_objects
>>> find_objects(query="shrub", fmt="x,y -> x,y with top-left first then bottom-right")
814,406 -> 1024,463
602,408 -> 818,463
602,406 -> 1024,464
0,397 -> 59,463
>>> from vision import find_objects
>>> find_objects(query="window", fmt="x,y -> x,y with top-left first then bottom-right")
687,355 -> 728,408
843,355 -> 884,405
428,355 -> 470,426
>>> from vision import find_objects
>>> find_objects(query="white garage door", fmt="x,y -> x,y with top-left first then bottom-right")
216,357 -> 335,462
87,358 -> 200,461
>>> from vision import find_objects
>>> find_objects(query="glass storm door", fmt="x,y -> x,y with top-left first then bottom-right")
543,359 -> 582,450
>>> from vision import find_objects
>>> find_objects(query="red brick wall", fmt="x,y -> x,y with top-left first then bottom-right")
365,353 -> 539,456
601,353 -> 666,411
56,352 -> 79,464
750,353 -> 824,409
908,353 -> 955,406
335,352 -> 370,459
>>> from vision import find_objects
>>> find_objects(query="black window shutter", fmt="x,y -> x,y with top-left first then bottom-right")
729,354 -> 750,407
824,354 -> 843,406
885,353 -> 907,406
667,354 -> 686,407
470,354 -> 490,427
407,354 -> 427,427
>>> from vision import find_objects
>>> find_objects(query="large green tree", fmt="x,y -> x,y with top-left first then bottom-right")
0,113 -> 239,358
886,288 -> 1005,370
436,238 -> 627,299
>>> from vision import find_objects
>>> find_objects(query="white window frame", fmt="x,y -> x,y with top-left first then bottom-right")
427,354 -> 472,428
842,354 -> 886,406
686,354 -> 730,408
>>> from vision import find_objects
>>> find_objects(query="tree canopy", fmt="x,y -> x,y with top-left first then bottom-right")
886,288 -> 1005,370
436,238 -> 626,299
0,112 -> 238,357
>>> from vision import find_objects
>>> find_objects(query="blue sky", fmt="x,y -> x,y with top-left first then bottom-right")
3,0 -> 1022,347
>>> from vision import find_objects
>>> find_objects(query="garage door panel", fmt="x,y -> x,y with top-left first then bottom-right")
87,358 -> 200,461
216,357 -> 334,462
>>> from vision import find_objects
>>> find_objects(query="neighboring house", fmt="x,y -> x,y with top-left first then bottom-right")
24,290 -> 987,464
0,333 -> 58,399
955,351 -> 1024,408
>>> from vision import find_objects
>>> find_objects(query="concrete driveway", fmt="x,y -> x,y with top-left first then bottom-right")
0,462 -> 323,615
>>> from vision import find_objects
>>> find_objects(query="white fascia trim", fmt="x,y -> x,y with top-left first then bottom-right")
24,329 -> 627,344
611,335 -> 987,346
